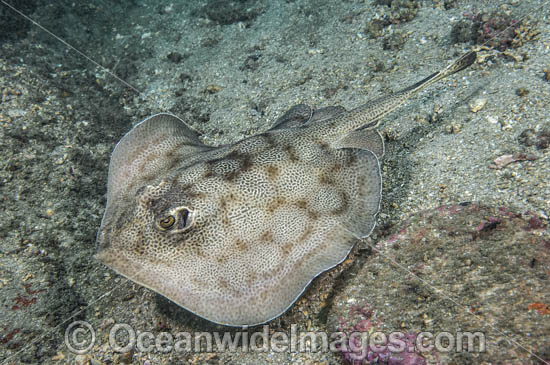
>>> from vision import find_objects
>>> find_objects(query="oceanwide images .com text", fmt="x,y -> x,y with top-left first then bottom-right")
65,321 -> 486,357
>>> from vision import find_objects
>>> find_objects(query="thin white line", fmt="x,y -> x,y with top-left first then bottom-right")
2,267 -> 134,364
349,0 -> 550,361
0,2 -> 144,362
474,1 -> 546,51
339,222 -> 549,364
0,0 -> 141,95
1,0 -> 549,363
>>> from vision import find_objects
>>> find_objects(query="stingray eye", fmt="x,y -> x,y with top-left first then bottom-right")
159,215 -> 175,229
158,207 -> 194,233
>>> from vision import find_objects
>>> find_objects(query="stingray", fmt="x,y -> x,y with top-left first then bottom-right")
96,52 -> 476,326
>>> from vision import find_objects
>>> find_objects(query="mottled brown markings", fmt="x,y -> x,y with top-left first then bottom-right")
319,162 -> 345,186
247,271 -> 258,286
135,185 -> 147,197
129,172 -> 156,194
111,211 -> 127,233
169,176 -> 180,187
260,133 -> 277,148
220,213 -> 230,226
295,199 -> 307,210
204,156 -> 225,179
132,230 -> 146,256
223,170 -> 240,182
166,141 -> 188,158
329,162 -> 343,173
179,183 -> 192,192
192,245 -> 206,258
165,155 -> 183,171
191,277 -> 208,287
205,155 -> 223,167
261,231 -> 274,242
281,242 -> 292,257
260,261 -> 285,282
283,144 -> 299,162
259,290 -> 268,301
315,139 -> 330,150
267,196 -> 286,214
133,243 -> 145,256
332,191 -> 350,215
164,146 -> 185,170
216,255 -> 227,264
207,150 -> 254,182
221,282 -> 244,298
346,151 -> 357,166
226,151 -> 253,181
220,192 -> 238,225
293,256 -> 305,272
355,176 -> 368,200
150,135 -> 164,147
225,150 -> 247,161
222,192 -> 237,204
298,224 -> 313,242
307,209 -> 319,220
318,172 -> 335,186
265,165 -> 279,181
235,239 -> 248,252
165,147 -> 177,158
218,278 -> 229,289
202,168 -> 215,179
143,151 -> 160,166
237,152 -> 253,171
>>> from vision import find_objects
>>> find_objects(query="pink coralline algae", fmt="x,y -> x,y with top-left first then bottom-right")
337,304 -> 431,365
339,331 -> 429,365
466,11 -> 520,50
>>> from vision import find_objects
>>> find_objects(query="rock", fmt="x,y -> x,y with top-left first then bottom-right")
382,32 -> 407,51
328,203 -> 550,364
167,52 -> 184,63
515,87 -> 529,96
518,127 -> 550,150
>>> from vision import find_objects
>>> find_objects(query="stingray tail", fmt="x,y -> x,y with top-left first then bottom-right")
400,51 -> 476,94
322,51 -> 476,136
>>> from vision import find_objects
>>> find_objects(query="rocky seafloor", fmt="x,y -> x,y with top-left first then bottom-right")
0,0 -> 549,364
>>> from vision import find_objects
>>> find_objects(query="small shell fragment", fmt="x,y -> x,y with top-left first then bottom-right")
489,153 -> 537,169
469,98 -> 487,113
